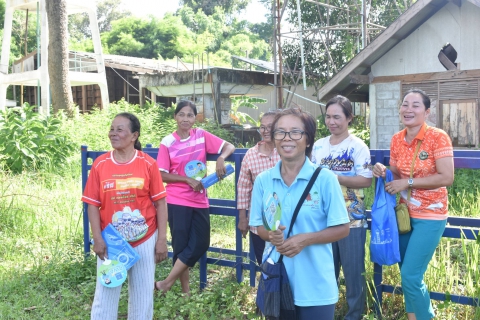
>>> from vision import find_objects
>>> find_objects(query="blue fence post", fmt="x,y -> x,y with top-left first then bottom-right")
234,152 -> 244,284
199,253 -> 208,289
249,235 -> 256,287
373,262 -> 384,318
81,145 -> 90,259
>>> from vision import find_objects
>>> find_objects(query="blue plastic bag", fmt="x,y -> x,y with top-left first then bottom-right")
370,169 -> 401,266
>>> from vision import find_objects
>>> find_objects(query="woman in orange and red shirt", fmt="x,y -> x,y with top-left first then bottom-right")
83,113 -> 168,320
373,89 -> 454,320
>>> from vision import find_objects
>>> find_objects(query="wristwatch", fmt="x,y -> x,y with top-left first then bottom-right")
408,178 -> 414,188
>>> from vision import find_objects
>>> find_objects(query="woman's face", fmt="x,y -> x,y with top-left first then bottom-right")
273,114 -> 308,163
109,116 -> 137,150
259,115 -> 275,142
325,103 -> 351,136
175,106 -> 196,131
400,92 -> 430,127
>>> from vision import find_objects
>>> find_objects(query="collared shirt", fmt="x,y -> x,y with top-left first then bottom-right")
390,123 -> 453,220
236,142 -> 280,210
249,158 -> 349,307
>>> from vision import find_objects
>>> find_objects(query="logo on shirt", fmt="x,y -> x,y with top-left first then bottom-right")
419,150 -> 429,160
319,148 -> 354,171
103,178 -> 145,191
303,191 -> 319,209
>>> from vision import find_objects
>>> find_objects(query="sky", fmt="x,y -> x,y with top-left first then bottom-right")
120,0 -> 270,24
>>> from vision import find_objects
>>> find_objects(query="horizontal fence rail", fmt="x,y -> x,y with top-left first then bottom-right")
81,146 -> 480,314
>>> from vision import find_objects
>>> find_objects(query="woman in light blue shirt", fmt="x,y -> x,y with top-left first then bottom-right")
249,107 -> 350,320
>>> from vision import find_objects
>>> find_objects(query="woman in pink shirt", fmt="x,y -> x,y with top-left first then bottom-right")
155,100 -> 235,295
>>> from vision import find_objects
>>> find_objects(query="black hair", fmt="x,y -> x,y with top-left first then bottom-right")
271,107 -> 317,158
175,100 -> 198,116
403,88 -> 431,110
325,95 -> 354,126
115,112 -> 142,151
261,110 -> 279,120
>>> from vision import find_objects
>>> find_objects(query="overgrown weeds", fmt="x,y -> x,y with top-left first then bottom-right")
0,103 -> 478,319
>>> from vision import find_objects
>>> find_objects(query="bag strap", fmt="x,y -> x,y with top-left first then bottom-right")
407,139 -> 422,201
278,166 -> 321,264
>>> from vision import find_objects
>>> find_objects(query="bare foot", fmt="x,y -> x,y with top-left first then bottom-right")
154,281 -> 169,294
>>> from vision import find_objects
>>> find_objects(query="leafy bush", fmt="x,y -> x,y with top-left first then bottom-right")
316,114 -> 370,145
0,105 -> 75,173
61,100 -> 177,151
196,119 -> 235,145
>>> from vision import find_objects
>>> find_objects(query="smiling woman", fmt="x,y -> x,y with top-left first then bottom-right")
82,112 -> 169,319
249,107 -> 350,320
372,88 -> 454,320
154,100 -> 235,296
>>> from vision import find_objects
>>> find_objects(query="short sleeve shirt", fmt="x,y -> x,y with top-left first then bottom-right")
157,128 -> 225,208
249,158 -> 349,306
311,134 -> 372,228
390,124 -> 453,220
82,150 -> 167,247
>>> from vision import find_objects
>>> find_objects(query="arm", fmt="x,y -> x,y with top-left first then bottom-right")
215,141 -> 236,177
88,204 -> 107,260
373,163 -> 402,180
160,171 -> 204,192
385,157 -> 454,194
337,175 -> 372,189
238,209 -> 249,238
237,153 -> 253,238
154,198 -> 168,263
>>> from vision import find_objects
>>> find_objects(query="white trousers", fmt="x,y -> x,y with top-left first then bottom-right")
91,231 -> 157,320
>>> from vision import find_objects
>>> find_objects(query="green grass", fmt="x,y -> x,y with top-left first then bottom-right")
2,102 -> 477,318
1,151 -> 479,318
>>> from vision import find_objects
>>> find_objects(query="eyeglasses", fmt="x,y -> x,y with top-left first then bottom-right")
259,126 -> 272,132
273,130 -> 305,140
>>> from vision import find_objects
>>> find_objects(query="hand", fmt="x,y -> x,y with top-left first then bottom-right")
237,216 -> 249,238
186,177 -> 205,192
269,225 -> 286,246
93,237 -> 107,260
276,233 -> 306,258
385,179 -> 409,195
373,162 -> 387,178
215,156 -> 226,179
155,238 -> 168,264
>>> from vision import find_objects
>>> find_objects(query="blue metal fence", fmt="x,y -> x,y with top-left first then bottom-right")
81,146 -> 480,313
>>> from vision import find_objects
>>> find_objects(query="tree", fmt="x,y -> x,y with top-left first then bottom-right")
280,0 -> 415,107
68,0 -> 131,42
102,15 -> 193,59
180,0 -> 250,16
46,0 -> 74,115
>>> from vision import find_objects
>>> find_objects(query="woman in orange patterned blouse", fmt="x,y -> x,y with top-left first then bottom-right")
373,88 -> 454,320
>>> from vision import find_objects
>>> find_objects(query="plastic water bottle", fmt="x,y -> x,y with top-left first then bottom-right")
201,164 -> 235,189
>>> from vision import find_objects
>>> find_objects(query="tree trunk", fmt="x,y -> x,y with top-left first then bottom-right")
46,0 -> 74,116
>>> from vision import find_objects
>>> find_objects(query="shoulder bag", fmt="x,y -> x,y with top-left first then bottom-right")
395,139 -> 422,234
256,167 -> 321,319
